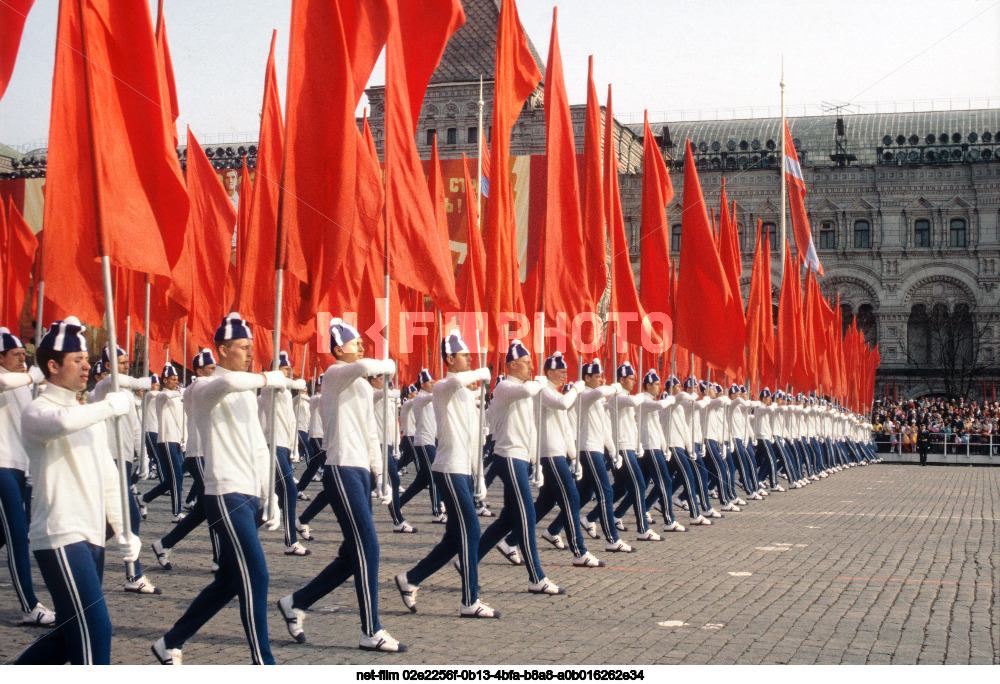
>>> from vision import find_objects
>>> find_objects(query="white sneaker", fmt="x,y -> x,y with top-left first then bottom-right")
605,539 -> 633,553
663,520 -> 686,532
614,518 -> 628,531
541,531 -> 565,549
734,498 -> 747,506
277,594 -> 306,643
690,515 -> 712,526
296,491 -> 311,501
394,572 -> 418,613
582,521 -> 599,539
678,500 -> 690,511
210,562 -> 219,573
810,475 -> 820,481
721,503 -> 741,512
359,629 -> 407,652
431,513 -> 448,524
171,513 -> 186,523
772,485 -> 785,492
759,488 -> 770,497
477,504 -> 496,517
151,539 -> 172,570
644,512 -> 654,525
749,493 -> 763,500
460,599 -> 500,618
21,603 -> 55,627
124,575 -> 163,594
572,551 -> 605,568
636,530 -> 662,541
295,519 -> 314,540
182,502 -> 195,512
528,578 -> 565,595
495,539 -> 523,565
151,636 -> 182,664
284,542 -> 312,556
705,509 -> 723,519
393,521 -> 418,533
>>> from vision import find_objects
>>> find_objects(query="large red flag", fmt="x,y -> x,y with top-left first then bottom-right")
383,0 -> 464,312
581,56 -> 606,308
0,208 -> 7,325
183,130 -> 237,350
784,121 -> 823,275
745,220 -> 769,389
639,111 -> 673,326
673,140 -> 736,371
282,0 -> 391,323
484,0 -> 541,353
760,227 -> 776,387
4,201 -> 37,332
43,0 -> 189,326
718,179 -> 746,378
533,7 -> 590,358
605,86 -> 655,355
153,0 -> 178,148
0,0 -> 34,101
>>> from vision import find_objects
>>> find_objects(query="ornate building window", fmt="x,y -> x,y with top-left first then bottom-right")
949,218 -> 967,247
426,129 -> 437,146
913,219 -> 931,248
671,224 -> 682,252
467,127 -> 477,144
907,304 -> 930,364
819,221 -> 835,249
447,127 -> 457,145
761,221 -> 777,251
853,220 -> 871,249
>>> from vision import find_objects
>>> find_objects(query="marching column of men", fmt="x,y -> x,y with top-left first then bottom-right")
0,314 -> 881,664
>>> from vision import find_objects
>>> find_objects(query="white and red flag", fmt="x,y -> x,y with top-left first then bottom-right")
784,120 -> 823,275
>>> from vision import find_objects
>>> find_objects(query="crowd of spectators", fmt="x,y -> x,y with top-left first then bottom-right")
871,398 -> 1000,455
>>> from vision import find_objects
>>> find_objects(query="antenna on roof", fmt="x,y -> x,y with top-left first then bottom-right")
822,102 -> 857,167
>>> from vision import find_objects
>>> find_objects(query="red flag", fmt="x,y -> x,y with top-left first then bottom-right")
581,55 -> 606,309
638,111 -> 674,341
484,0 -> 541,353
183,130 -> 237,350
784,121 -> 823,275
238,31 -> 288,329
43,0 -> 189,325
775,243 -> 798,390
534,8 -> 590,344
455,153 -> 485,315
673,140 -> 736,372
225,158 -> 252,312
281,0 -> 391,322
605,86 -> 654,352
0,0 -> 34,101
718,179 -> 746,378
4,201 -> 38,331
745,220 -> 771,389
383,0 -> 464,312
153,0 -> 179,147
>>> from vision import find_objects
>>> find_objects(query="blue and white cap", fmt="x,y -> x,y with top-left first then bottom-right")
39,317 -> 87,353
316,374 -> 323,387
0,327 -> 24,352
774,390 -> 785,400
505,339 -> 529,363
278,350 -> 292,368
543,351 -> 567,371
101,344 -> 126,364
683,376 -> 697,390
642,369 -> 660,385
161,363 -> 177,379
698,380 -> 709,393
329,318 -> 360,350
616,361 -> 635,378
759,387 -> 772,399
150,372 -> 160,385
214,312 -> 253,342
192,349 -> 217,369
665,374 -> 680,389
92,360 -> 107,376
404,382 -> 417,398
739,385 -> 747,393
796,393 -> 805,402
493,374 -> 506,389
582,358 -> 602,376
728,383 -> 741,395
417,368 -> 434,386
440,329 -> 470,357
714,383 -> 724,393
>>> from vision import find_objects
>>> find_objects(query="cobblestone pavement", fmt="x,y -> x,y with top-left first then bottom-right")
1,462 -> 998,665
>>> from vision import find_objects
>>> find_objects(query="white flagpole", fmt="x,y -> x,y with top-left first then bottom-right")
139,277 -> 151,477
779,59 -> 787,282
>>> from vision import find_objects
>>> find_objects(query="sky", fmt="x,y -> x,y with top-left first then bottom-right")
1,0 -> 999,149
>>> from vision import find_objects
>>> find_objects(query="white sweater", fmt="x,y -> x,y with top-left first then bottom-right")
155,389 -> 184,444
0,367 -> 35,471
92,375 -> 146,459
538,381 -> 579,458
295,392 -> 310,433
188,366 -> 272,498
664,391 -> 696,451
410,390 -> 436,447
259,381 -> 304,450
490,377 -> 542,462
143,390 -> 160,433
374,388 -> 401,448
399,400 -> 416,438
22,383 -> 124,550
432,369 -> 489,474
183,378 -> 202,458
308,394 -> 324,439
578,385 -> 616,454
607,392 -> 644,452
321,359 -> 393,474
703,396 -> 729,443
638,392 -> 671,452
